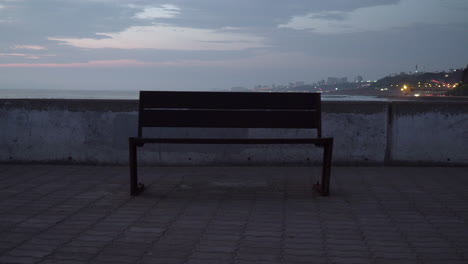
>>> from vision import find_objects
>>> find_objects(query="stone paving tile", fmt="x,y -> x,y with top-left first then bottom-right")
0,165 -> 468,264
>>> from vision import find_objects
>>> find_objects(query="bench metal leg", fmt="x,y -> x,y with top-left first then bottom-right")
129,139 -> 144,196
321,140 -> 333,196
313,139 -> 333,196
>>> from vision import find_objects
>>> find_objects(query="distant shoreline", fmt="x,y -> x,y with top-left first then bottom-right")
0,88 -> 466,102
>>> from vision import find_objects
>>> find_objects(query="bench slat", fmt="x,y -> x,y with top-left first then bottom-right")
140,91 -> 321,110
130,137 -> 332,144
140,109 -> 320,128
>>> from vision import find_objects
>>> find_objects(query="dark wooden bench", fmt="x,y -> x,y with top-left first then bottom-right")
129,91 -> 333,196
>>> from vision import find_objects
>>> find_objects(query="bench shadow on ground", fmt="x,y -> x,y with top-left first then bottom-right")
135,166 -> 326,201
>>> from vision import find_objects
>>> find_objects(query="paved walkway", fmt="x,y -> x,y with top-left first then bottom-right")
0,165 -> 467,264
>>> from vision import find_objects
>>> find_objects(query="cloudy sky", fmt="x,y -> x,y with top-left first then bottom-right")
0,0 -> 467,91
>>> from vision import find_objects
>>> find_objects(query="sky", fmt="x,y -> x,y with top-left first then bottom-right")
0,0 -> 467,91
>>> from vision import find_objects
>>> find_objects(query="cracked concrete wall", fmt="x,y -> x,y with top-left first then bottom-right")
0,99 -> 466,165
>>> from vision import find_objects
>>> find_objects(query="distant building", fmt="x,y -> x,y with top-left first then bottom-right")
463,65 -> 468,83
230,86 -> 250,92
327,77 -> 348,84
354,75 -> 363,82
327,77 -> 339,84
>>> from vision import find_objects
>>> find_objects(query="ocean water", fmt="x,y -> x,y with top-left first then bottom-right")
0,88 -> 390,101
0,88 -> 139,100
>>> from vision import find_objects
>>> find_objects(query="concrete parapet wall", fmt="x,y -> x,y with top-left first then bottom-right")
0,99 -> 467,165
389,102 -> 468,165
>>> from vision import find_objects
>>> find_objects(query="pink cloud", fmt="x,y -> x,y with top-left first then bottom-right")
0,53 -> 28,57
0,58 -> 238,68
12,45 -> 47,50
0,52 -> 349,69
0,59 -> 184,68
0,53 -> 55,59
0,59 -> 237,68
48,25 -> 267,51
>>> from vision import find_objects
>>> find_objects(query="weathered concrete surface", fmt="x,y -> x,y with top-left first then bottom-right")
1,165 -> 468,263
0,99 -> 467,165
390,102 -> 468,165
323,102 -> 388,164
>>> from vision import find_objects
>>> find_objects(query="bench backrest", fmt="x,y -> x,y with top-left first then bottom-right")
137,91 -> 323,137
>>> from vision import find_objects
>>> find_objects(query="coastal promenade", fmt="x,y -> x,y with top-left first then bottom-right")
0,164 -> 467,263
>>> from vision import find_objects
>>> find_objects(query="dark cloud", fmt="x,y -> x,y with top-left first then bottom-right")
0,0 -> 145,49
1,0 -> 402,40
152,0 -> 400,29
